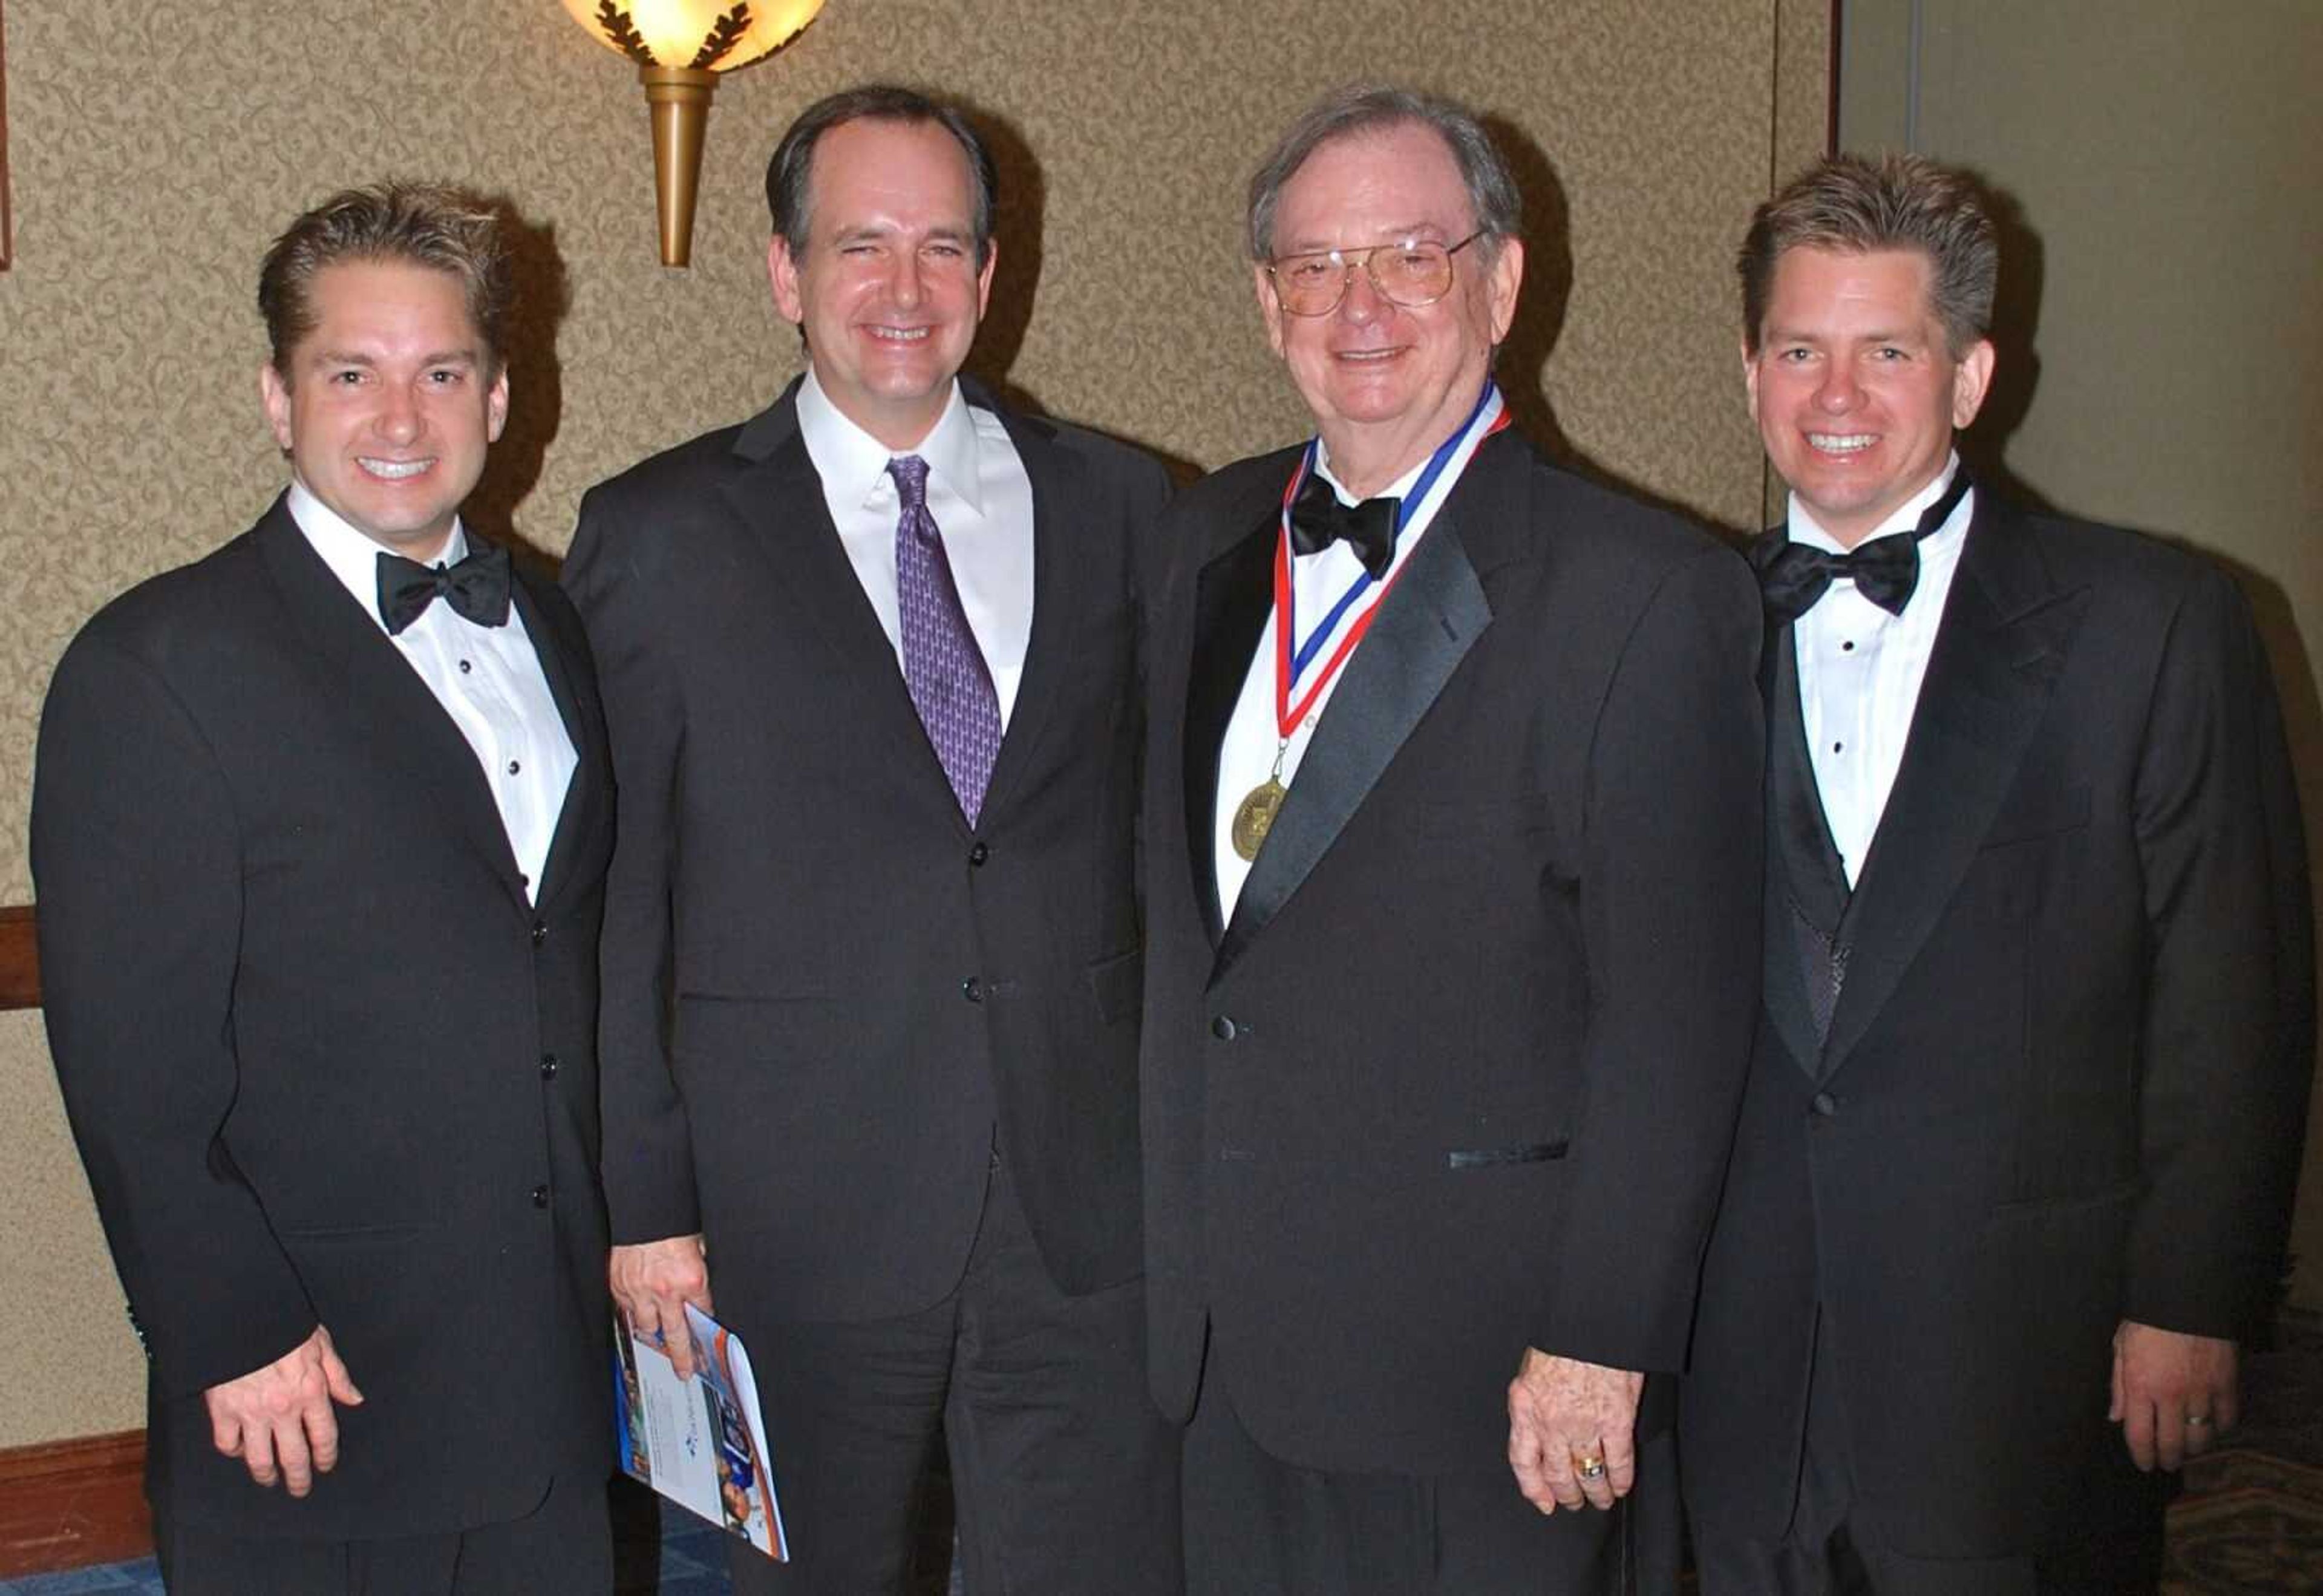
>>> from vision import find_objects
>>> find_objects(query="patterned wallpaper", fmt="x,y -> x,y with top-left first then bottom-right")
0,0 -> 1826,1444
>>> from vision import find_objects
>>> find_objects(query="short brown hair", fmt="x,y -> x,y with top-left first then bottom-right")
258,182 -> 512,378
765,85 -> 996,267
1739,153 -> 1996,356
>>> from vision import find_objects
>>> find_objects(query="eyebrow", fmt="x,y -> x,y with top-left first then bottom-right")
829,223 -> 974,246
307,348 -> 481,368
1278,224 -> 1452,256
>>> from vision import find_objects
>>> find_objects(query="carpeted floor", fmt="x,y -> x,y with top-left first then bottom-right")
11,1311 -> 2319,1595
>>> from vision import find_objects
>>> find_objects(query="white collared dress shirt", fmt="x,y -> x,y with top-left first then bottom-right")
1788,456 -> 1975,887
794,367 -> 1037,730
287,480 -> 577,902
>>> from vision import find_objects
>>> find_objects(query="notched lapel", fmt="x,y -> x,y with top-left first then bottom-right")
1821,508 -> 2088,1075
1215,514 -> 1493,979
976,409 -> 1073,823
719,399 -> 970,825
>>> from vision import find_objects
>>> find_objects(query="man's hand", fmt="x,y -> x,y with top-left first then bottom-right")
203,1324 -> 364,1496
2110,1320 -> 2238,1472
1506,1347 -> 1645,1514
612,1234 -> 714,1379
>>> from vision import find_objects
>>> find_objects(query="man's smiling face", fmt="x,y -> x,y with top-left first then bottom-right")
769,116 -> 995,452
261,259 -> 506,560
1745,244 -> 1992,548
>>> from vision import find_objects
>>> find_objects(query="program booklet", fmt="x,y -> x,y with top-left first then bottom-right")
613,1303 -> 789,1561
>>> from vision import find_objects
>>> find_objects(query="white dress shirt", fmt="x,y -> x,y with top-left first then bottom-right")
287,481 -> 577,902
1789,457 -> 1973,887
1213,447 -> 1433,921
795,367 -> 1037,729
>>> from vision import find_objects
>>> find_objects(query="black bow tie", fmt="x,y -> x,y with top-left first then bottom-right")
376,542 -> 512,635
1288,472 -> 1400,580
1750,470 -> 1972,626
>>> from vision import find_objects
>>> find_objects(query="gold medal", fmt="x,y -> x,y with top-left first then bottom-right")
1230,778 -> 1287,861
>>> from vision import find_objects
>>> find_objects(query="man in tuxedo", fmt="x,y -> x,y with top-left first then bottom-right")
32,184 -> 616,1594
1138,85 -> 1765,1592
564,85 -> 1178,1595
1681,152 -> 2315,1594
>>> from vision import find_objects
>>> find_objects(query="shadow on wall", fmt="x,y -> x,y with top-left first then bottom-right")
1486,115 -> 1748,538
1962,171 -> 2322,1301
468,201 -> 572,570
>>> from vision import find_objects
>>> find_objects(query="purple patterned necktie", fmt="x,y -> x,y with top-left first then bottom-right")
889,454 -> 1002,825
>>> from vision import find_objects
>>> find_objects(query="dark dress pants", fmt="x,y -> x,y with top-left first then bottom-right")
1690,1310 -> 2166,1596
1184,1339 -> 1681,1595
728,1156 -> 1180,1595
154,1468 -> 613,1595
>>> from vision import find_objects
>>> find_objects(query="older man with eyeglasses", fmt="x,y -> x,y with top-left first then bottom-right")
1135,84 -> 1766,1593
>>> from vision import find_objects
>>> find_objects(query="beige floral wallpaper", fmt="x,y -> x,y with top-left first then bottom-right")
0,0 -> 1826,1445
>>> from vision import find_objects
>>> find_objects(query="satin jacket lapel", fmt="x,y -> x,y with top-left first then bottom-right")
1758,617 -> 1836,1075
253,500 -> 531,912
1821,499 -> 2089,1076
511,567 -> 604,917
720,387 -> 967,822
1215,494 -> 1494,980
976,401 -> 1071,822
1183,515 -> 1278,949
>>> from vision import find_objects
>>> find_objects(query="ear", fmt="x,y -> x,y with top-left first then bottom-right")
1950,338 -> 1997,430
973,238 -> 998,321
1484,236 -> 1525,345
486,366 -> 510,445
768,234 -> 805,325
1253,264 -> 1287,361
1741,335 -> 1762,423
260,364 -> 295,453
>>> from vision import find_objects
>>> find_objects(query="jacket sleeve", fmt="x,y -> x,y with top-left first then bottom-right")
31,630 -> 317,1398
2125,563 -> 2313,1339
563,491 -> 704,1245
1540,543 -> 1766,1372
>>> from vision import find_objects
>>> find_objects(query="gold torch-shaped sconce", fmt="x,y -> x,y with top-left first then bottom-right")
560,1 -> 826,266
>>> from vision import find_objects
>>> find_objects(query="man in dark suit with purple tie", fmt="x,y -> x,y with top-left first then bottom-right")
565,85 -> 1178,1595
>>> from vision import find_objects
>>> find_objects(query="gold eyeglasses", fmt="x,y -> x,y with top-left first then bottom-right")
1263,232 -> 1486,317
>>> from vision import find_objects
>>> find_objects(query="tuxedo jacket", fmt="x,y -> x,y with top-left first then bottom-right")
31,499 -> 615,1539
562,379 -> 1168,1335
1139,427 -> 1766,1476
1682,492 -> 2316,1558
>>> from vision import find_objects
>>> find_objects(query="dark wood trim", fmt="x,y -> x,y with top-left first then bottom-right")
0,904 -> 38,1010
0,1428 -> 152,1577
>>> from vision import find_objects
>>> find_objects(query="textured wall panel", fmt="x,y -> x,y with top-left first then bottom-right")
0,0 -> 1821,1444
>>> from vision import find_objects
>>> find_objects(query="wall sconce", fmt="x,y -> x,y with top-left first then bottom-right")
560,1 -> 826,267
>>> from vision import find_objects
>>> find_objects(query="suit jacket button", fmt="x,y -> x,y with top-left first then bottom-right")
1811,1091 -> 1839,1117
962,976 -> 985,1003
531,920 -> 548,947
539,1053 -> 559,1080
969,842 -> 990,867
531,1184 -> 551,1208
1211,1015 -> 1238,1041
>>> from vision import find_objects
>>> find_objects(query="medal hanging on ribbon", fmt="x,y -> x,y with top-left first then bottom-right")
1230,382 -> 1511,861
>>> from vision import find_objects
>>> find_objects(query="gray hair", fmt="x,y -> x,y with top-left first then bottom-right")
1247,84 -> 1521,262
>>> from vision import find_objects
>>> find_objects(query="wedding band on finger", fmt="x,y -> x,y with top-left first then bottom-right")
2186,1415 -> 2212,1428
1575,1455 -> 1608,1481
